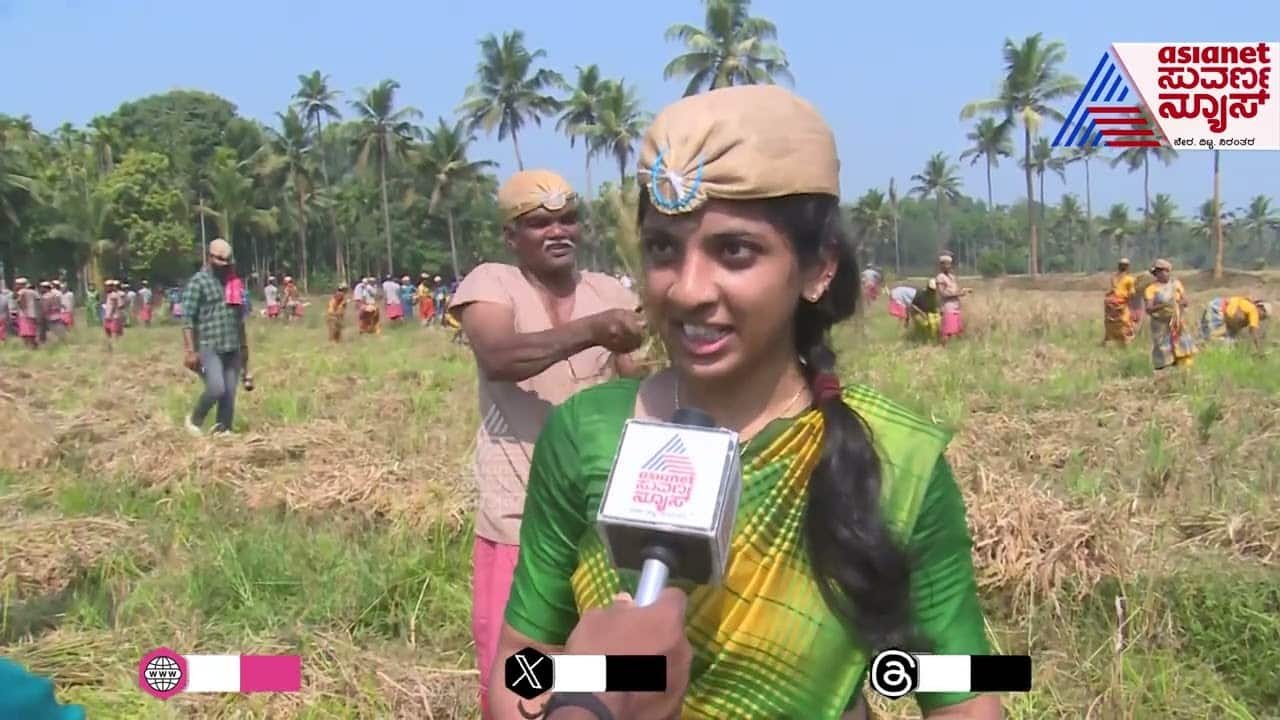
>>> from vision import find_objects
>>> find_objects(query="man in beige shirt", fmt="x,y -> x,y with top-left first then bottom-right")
447,169 -> 647,716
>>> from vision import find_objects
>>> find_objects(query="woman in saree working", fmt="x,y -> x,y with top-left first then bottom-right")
488,85 -> 998,720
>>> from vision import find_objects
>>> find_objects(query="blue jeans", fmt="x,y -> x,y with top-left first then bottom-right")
191,349 -> 241,431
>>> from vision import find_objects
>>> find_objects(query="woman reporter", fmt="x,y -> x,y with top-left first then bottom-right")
487,85 -> 999,720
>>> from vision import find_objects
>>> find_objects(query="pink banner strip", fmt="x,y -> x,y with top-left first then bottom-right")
239,655 -> 302,693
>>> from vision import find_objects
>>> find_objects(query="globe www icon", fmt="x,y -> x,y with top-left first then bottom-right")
138,647 -> 189,700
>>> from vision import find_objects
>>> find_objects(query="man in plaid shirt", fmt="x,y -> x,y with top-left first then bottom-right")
182,238 -> 252,435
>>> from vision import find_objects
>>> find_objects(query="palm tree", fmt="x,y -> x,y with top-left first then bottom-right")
910,152 -> 963,256
959,117 -> 1013,255
259,108 -> 315,291
961,33 -> 1082,276
203,149 -> 278,280
351,79 -> 422,275
48,148 -> 113,287
418,118 -> 497,279
663,0 -> 793,96
293,70 -> 345,281
87,116 -> 120,176
1099,203 -> 1132,258
1238,194 -> 1279,262
849,189 -> 893,266
1212,150 -> 1224,279
1064,142 -> 1107,270
1053,193 -> 1084,270
556,65 -> 608,209
1024,137 -> 1067,234
1149,194 -> 1180,260
588,80 -> 649,185
888,177 -> 901,274
1110,113 -> 1177,258
1195,196 -> 1232,274
459,30 -> 564,171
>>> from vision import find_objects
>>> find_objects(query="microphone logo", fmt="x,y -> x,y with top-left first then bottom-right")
868,648 -> 919,699
505,647 -> 554,701
634,434 -> 696,513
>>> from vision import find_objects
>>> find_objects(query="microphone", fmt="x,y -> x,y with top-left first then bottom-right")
596,406 -> 743,607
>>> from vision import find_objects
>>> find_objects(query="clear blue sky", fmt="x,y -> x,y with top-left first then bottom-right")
1,0 -> 1276,215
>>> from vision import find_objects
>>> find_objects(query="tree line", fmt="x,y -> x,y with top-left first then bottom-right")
1,0 -> 1276,293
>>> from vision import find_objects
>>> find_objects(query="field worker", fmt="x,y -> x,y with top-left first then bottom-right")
14,278 -> 39,348
0,285 -> 10,342
861,263 -> 883,302
887,283 -> 916,326
167,285 -> 182,320
417,273 -> 436,325
123,283 -> 137,326
432,275 -> 447,325
38,281 -> 60,343
399,274 -> 415,320
909,278 -> 942,342
102,280 -> 125,344
448,168 -> 647,716
935,253 -> 970,345
1200,296 -> 1270,350
1144,258 -> 1197,370
58,280 -> 74,329
181,238 -> 251,435
282,276 -> 302,322
326,283 -> 349,343
1102,257 -> 1137,346
264,276 -> 281,319
382,275 -> 403,322
137,280 -> 152,327
487,85 -> 997,720
358,278 -> 382,336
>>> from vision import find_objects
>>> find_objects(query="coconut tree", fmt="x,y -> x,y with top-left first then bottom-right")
417,118 -> 497,279
959,117 -> 1013,255
910,152 -> 963,258
202,148 -> 278,280
1194,196 -> 1233,273
663,0 -> 793,96
1023,137 -> 1067,231
351,79 -> 422,275
556,64 -> 608,208
259,108 -> 315,291
1110,115 -> 1177,258
1053,193 -> 1084,270
1238,194 -> 1279,262
849,189 -> 893,266
588,80 -> 649,185
1099,203 -> 1132,258
961,34 -> 1081,276
458,30 -> 564,171
1148,194 -> 1180,260
888,177 -> 901,273
1064,142 -> 1107,270
1212,150 -> 1223,279
293,70 -> 345,281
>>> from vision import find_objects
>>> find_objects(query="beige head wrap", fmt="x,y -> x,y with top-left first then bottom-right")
497,170 -> 577,223
939,254 -> 953,264
209,238 -> 233,263
636,85 -> 840,215
1118,257 -> 1131,266
1152,258 -> 1173,272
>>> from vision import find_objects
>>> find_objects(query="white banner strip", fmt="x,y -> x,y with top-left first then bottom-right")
551,654 -> 607,693
915,654 -> 972,693
184,654 -> 241,693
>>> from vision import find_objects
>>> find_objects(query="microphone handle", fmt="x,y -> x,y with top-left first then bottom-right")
634,556 -> 670,607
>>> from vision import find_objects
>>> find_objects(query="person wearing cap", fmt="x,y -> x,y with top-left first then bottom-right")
381,275 -> 402,323
101,280 -> 124,342
432,275 -> 447,325
326,283 -> 349,343
934,253 -> 970,345
181,238 -> 251,434
448,168 -> 648,714
123,283 -> 137,327
357,276 -> 382,336
417,273 -> 436,325
1102,258 -> 1138,346
861,264 -> 883,302
398,274 -> 415,322
264,276 -> 281,320
910,276 -> 943,342
38,281 -> 62,343
490,87 -> 997,720
1200,295 -> 1270,350
1143,258 -> 1197,369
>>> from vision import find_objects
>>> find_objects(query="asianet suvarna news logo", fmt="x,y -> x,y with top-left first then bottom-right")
1052,42 -> 1278,152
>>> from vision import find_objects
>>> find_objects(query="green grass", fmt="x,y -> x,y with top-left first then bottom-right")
2,282 -> 1278,718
